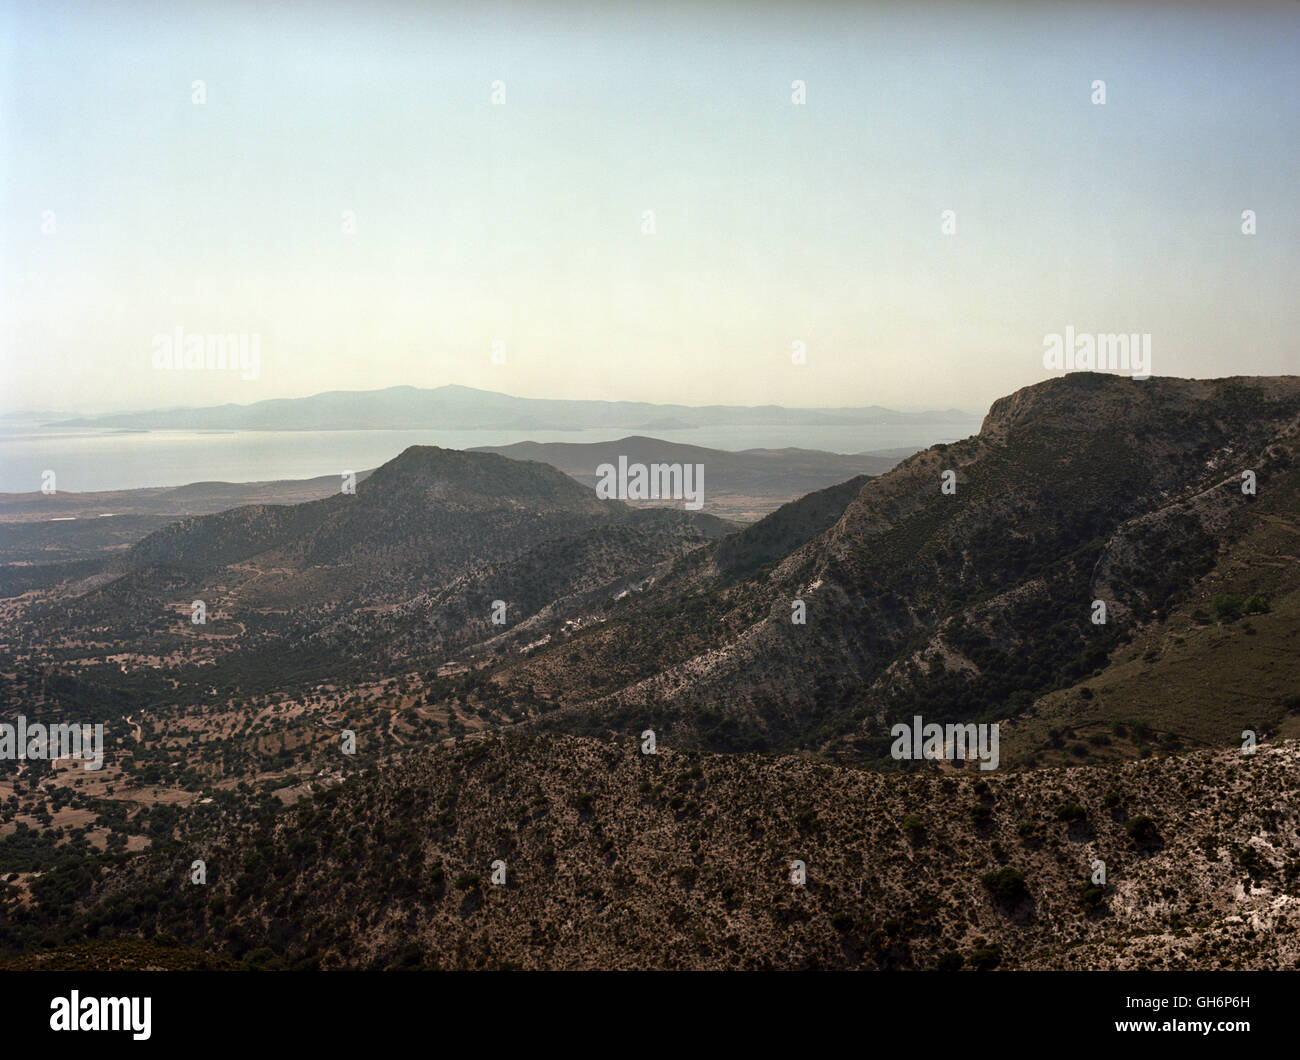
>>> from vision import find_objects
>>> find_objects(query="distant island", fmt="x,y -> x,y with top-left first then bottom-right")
46,384 -> 980,433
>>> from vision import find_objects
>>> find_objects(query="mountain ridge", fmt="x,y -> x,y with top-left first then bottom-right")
47,384 -> 982,432
488,374 -> 1300,761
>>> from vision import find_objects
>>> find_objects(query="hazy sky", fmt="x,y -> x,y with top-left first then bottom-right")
2,0 -> 1297,415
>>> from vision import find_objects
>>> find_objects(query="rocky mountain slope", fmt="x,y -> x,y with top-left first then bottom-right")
490,375 -> 1299,762
24,730 -> 1298,970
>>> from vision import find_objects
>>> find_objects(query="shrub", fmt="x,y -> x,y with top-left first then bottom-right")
244,947 -> 285,970
981,867 -> 1028,904
1211,594 -> 1243,622
1243,595 -> 1270,615
1080,883 -> 1105,909
1127,815 -> 1158,843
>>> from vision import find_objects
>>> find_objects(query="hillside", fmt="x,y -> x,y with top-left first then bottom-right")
486,375 -> 1300,761
23,446 -> 733,668
21,731 -> 1298,970
999,458 -> 1300,768
0,447 -> 734,836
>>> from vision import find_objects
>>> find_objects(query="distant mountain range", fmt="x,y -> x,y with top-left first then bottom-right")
46,385 -> 979,433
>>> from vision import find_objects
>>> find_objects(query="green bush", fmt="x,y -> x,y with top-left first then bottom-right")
1211,594 -> 1243,622
1055,802 -> 1087,823
1126,815 -> 1159,843
981,867 -> 1028,904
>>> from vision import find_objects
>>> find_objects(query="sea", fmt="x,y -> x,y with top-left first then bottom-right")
0,420 -> 982,494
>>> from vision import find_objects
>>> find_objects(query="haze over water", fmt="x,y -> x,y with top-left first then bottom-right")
0,419 -> 980,493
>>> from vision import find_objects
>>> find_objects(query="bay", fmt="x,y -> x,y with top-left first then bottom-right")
0,420 -> 980,494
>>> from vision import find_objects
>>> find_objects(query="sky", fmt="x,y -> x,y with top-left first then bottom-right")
1,0 -> 1297,415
